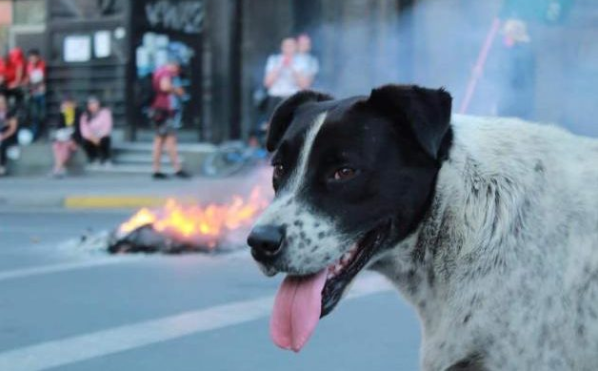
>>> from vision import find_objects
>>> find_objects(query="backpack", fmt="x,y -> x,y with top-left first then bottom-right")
134,74 -> 156,108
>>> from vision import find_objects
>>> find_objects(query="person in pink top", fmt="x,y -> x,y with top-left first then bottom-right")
80,96 -> 113,167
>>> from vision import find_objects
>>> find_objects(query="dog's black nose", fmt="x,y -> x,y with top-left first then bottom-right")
247,225 -> 285,258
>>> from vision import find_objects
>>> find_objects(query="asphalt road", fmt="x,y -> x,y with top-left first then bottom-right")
0,210 -> 421,371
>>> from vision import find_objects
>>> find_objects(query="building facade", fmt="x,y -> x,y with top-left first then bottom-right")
1,0 -> 596,142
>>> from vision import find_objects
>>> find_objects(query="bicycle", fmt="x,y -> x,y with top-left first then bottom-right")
201,141 -> 269,178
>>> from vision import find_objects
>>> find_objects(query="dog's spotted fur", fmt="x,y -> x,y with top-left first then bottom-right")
374,115 -> 598,371
249,85 -> 598,370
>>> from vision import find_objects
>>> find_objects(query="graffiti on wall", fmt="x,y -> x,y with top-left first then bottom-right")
145,0 -> 205,34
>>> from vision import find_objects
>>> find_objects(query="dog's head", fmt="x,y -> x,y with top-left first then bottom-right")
248,85 -> 452,349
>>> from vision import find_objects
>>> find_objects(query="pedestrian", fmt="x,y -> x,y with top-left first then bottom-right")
249,38 -> 310,147
25,49 -> 46,141
0,56 -> 6,92
4,48 -> 26,109
263,37 -> 309,114
150,59 -> 190,180
50,96 -> 81,178
495,19 -> 536,120
80,96 -> 113,167
0,94 -> 18,177
295,33 -> 319,89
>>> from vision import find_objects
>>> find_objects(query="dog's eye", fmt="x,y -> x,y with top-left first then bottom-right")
273,164 -> 284,180
333,167 -> 357,181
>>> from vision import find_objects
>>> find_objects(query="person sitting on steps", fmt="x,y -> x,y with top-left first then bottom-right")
0,94 -> 18,177
80,96 -> 113,168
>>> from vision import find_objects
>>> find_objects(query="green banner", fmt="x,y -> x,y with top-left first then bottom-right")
500,0 -> 573,23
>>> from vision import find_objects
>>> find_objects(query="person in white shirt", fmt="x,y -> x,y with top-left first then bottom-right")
295,34 -> 319,89
252,38 -> 311,147
263,38 -> 310,100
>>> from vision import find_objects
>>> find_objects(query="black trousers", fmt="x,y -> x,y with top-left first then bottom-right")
252,95 -> 285,143
0,133 -> 17,166
265,96 -> 285,122
82,136 -> 111,163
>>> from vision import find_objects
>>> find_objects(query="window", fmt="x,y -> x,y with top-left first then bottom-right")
13,0 -> 46,25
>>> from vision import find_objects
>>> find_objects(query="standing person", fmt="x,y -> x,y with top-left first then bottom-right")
50,96 -> 81,178
263,38 -> 309,114
4,48 -> 26,109
80,96 -> 113,167
295,33 -> 319,89
0,56 -> 6,92
250,38 -> 309,147
25,49 -> 46,141
496,19 -> 536,120
0,94 -> 18,177
150,59 -> 190,180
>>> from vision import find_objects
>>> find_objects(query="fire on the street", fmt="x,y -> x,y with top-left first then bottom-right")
110,186 -> 270,253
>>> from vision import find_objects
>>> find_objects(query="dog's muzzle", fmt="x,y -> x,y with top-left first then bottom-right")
247,225 -> 285,262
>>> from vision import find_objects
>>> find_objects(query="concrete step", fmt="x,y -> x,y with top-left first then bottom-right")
112,153 -> 185,165
112,142 -> 216,153
84,164 -> 179,175
109,142 -> 216,175
8,141 -> 218,176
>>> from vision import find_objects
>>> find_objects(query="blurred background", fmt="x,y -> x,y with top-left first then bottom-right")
0,0 -> 596,148
0,1 -> 596,370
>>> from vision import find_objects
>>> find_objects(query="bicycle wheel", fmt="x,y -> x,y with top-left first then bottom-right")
201,142 -> 248,177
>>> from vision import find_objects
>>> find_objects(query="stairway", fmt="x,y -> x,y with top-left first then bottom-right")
85,142 -> 217,176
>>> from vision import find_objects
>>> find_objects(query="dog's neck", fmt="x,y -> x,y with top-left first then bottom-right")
369,119 -> 540,331
369,192 -> 457,331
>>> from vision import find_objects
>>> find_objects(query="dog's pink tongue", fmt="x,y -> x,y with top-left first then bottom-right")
270,269 -> 327,352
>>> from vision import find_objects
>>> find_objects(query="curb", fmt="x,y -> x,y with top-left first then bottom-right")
64,196 -> 167,209
63,196 -> 198,209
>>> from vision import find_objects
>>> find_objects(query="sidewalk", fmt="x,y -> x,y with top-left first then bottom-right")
0,170 -> 271,210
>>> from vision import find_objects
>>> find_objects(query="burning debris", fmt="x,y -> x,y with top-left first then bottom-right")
108,186 -> 269,254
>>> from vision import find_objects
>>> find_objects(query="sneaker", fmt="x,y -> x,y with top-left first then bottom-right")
174,170 -> 191,179
50,168 -> 66,179
152,172 -> 168,180
102,160 -> 113,169
0,166 -> 6,176
87,160 -> 100,170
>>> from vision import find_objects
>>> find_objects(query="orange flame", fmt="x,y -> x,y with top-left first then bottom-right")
118,186 -> 270,249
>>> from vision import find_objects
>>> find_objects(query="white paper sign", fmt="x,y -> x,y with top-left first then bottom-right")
64,35 -> 91,62
94,31 -> 111,58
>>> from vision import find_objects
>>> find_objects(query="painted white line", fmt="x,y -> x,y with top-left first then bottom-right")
0,257 -> 143,283
0,274 -> 393,371
0,250 -> 251,283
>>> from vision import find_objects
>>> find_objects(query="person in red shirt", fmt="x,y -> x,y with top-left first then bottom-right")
0,57 -> 6,91
4,48 -> 25,107
25,49 -> 47,140
150,60 -> 190,180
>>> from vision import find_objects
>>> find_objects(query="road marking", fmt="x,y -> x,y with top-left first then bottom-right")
0,274 -> 393,371
0,250 -> 250,283
0,257 -> 144,282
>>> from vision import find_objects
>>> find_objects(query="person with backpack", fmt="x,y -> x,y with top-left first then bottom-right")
149,59 -> 190,180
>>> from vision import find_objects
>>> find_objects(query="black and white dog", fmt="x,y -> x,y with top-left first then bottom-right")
247,85 -> 598,370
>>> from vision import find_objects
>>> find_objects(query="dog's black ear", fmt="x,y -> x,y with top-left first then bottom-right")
366,85 -> 452,160
266,90 -> 333,152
